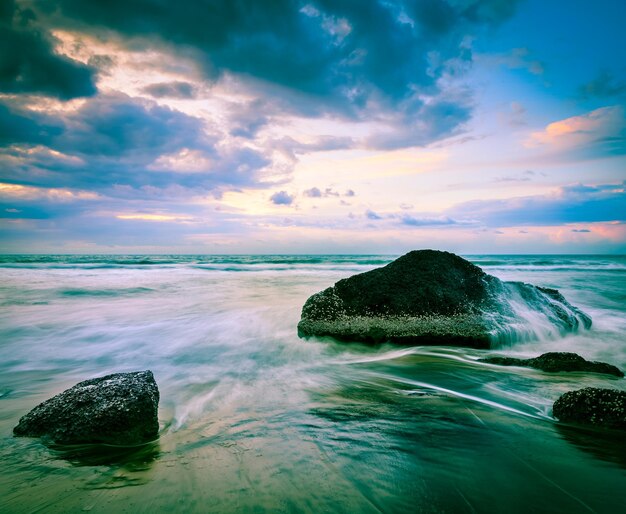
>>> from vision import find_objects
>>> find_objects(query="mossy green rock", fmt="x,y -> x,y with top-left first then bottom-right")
298,250 -> 591,348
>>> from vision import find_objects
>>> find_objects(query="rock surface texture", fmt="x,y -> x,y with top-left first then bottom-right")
14,370 -> 159,445
553,388 -> 626,430
480,352 -> 623,377
298,250 -> 591,348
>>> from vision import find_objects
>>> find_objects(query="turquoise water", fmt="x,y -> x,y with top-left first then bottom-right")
0,254 -> 625,513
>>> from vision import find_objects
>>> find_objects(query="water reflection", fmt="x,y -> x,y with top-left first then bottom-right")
556,424 -> 626,470
47,440 -> 161,468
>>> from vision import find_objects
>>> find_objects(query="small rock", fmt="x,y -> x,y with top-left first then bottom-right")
479,352 -> 623,377
14,370 -> 159,446
553,388 -> 626,430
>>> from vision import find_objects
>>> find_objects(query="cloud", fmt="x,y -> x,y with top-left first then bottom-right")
0,181 -> 102,221
499,101 -> 527,127
0,94 -> 280,196
274,136 -> 355,158
477,47 -> 544,76
141,81 -> 197,99
527,105 -> 626,156
401,215 -> 463,226
448,181 -> 626,227
270,190 -> 294,205
303,187 -> 322,198
365,209 -> 382,220
0,0 -> 530,229
494,169 -> 541,183
578,70 -> 626,100
365,91 -> 474,150
29,0 -> 522,147
351,181 -> 625,235
226,99 -> 271,139
0,94 -> 207,157
303,186 -> 353,198
116,213 -> 193,222
56,95 -> 207,159
0,101 -> 62,146
0,178 -> 226,251
0,182 -> 98,201
0,0 -> 96,99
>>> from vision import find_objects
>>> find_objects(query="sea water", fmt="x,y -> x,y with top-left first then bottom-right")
0,255 -> 625,513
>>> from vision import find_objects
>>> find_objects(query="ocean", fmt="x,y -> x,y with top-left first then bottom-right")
1,254 -> 625,513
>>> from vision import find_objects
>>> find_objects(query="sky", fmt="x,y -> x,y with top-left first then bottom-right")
0,0 -> 625,254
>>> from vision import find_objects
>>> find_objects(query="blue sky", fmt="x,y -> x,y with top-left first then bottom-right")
1,0 -> 625,253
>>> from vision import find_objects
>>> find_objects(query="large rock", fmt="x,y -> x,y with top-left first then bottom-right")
553,388 -> 626,430
298,250 -> 591,348
14,370 -> 159,446
479,352 -> 623,377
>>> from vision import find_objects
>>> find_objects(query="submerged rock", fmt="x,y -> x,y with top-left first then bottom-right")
480,352 -> 623,377
14,370 -> 159,446
553,388 -> 626,430
298,250 -> 591,348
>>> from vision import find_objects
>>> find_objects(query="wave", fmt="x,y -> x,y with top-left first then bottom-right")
1,254 -> 624,274
484,265 -> 626,273
0,255 -> 396,271
59,287 -> 154,297
485,280 -> 592,346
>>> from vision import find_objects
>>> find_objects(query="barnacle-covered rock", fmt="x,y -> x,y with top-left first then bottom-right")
480,352 -> 623,377
14,370 -> 159,445
553,388 -> 626,430
298,250 -> 591,348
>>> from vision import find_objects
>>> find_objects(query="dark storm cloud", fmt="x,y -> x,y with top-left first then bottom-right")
0,101 -> 61,146
1,0 -> 526,197
142,81 -> 198,99
55,95 -> 207,159
36,1 -> 519,115
0,0 -> 96,99
0,0 -> 532,232
1,0 -> 529,236
0,93 -> 207,160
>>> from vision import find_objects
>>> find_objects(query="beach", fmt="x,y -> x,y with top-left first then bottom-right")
1,254 -> 625,513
